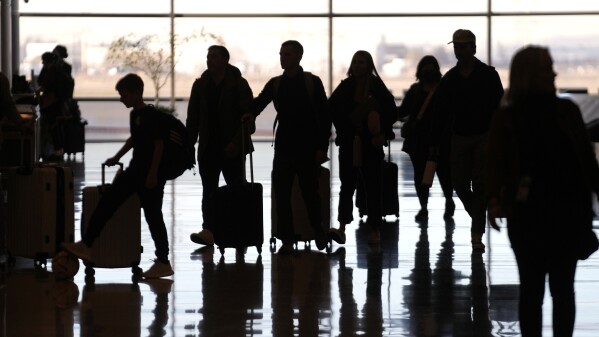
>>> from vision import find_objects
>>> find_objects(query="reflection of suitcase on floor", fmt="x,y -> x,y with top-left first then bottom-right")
80,283 -> 141,337
1,165 -> 74,267
356,144 -> 399,218
81,163 -> 142,277
356,220 -> 399,269
270,166 -> 331,249
63,117 -> 87,157
211,129 -> 263,255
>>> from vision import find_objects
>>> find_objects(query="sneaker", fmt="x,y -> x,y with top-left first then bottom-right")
61,241 -> 92,262
444,199 -> 456,219
277,242 -> 294,255
315,234 -> 329,251
471,233 -> 485,252
329,228 -> 346,244
415,209 -> 429,222
367,230 -> 381,245
142,260 -> 174,279
190,229 -> 214,246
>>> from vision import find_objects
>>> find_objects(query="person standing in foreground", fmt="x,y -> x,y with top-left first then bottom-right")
186,45 -> 254,247
247,40 -> 331,254
397,55 -> 454,222
62,73 -> 174,279
328,50 -> 397,245
486,45 -> 599,337
429,29 -> 504,251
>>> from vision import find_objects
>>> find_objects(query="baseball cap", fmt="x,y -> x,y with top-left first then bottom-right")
448,29 -> 476,44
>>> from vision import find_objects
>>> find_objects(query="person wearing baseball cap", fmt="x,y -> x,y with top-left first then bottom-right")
428,29 -> 504,252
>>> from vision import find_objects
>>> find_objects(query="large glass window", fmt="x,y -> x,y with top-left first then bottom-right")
492,16 -> 599,94
492,1 -> 599,13
333,0 -> 486,14
175,0 -> 328,14
19,0 -> 169,14
332,17 -> 487,96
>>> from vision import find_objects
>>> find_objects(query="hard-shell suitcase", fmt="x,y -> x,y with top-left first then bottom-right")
211,124 -> 263,254
63,117 -> 87,158
1,165 -> 74,267
81,163 -> 142,278
270,166 -> 331,250
356,143 -> 399,218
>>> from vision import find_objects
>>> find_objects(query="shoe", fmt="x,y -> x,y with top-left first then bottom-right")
329,228 -> 346,244
415,209 -> 429,222
141,278 -> 174,294
367,230 -> 381,245
315,234 -> 328,251
277,242 -> 294,255
190,229 -> 214,246
142,260 -> 174,279
444,199 -> 456,219
61,241 -> 92,262
471,233 -> 485,252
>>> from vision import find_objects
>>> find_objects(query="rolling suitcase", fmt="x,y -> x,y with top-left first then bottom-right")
211,125 -> 263,255
356,142 -> 399,218
0,114 -> 40,167
270,166 -> 331,250
1,165 -> 74,267
63,117 -> 87,158
81,163 -> 142,278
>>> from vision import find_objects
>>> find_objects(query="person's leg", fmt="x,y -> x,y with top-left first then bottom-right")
273,155 -> 296,253
435,153 -> 455,219
514,248 -> 546,337
409,151 -> 429,220
548,256 -> 578,337
83,169 -> 137,245
470,135 -> 487,236
63,168 -> 137,261
449,135 -> 474,217
221,154 -> 245,186
198,149 -> 222,231
337,144 -> 357,229
362,144 -> 384,243
140,179 -> 174,278
296,158 -> 327,250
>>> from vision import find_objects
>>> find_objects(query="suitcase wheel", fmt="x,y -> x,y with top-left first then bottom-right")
256,246 -> 262,255
132,266 -> 142,276
34,258 -> 47,269
84,265 -> 95,276
218,247 -> 226,255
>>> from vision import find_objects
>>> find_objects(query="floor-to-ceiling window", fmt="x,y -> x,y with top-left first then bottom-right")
17,0 -> 599,139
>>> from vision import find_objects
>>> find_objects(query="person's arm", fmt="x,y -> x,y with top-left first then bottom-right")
248,79 -> 275,120
313,76 -> 331,164
105,137 -> 133,166
485,107 -> 509,231
226,77 -> 254,158
146,139 -> 164,189
185,79 -> 201,145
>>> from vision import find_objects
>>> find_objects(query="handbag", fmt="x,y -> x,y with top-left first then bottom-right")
400,84 -> 437,139
578,228 -> 599,260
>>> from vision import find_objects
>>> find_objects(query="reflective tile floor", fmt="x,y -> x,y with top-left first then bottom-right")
2,140 -> 599,337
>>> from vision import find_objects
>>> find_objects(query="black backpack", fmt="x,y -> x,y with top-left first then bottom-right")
155,109 -> 196,180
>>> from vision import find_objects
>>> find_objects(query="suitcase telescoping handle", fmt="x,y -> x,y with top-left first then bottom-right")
241,121 -> 254,184
101,162 -> 124,185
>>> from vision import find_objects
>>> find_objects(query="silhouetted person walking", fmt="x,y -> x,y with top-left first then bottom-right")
486,45 -> 599,337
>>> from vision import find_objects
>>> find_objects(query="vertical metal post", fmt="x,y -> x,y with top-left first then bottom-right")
1,0 -> 13,79
11,0 -> 18,75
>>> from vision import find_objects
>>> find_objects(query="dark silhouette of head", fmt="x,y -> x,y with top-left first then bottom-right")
415,55 -> 442,83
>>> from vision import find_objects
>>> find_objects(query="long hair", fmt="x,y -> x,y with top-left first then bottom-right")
415,55 -> 442,82
346,50 -> 381,78
504,45 -> 552,105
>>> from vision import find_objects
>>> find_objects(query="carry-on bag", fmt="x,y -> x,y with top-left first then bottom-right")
63,117 -> 87,158
1,164 -> 74,267
270,166 -> 331,250
81,163 -> 142,278
0,114 -> 40,167
211,123 -> 263,254
356,142 -> 399,218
